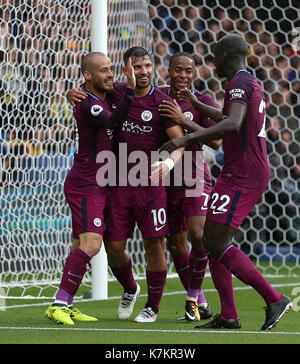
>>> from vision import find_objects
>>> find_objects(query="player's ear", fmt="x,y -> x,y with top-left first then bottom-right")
83,70 -> 92,81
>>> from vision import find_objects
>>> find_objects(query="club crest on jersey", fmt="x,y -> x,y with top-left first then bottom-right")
91,104 -> 103,116
93,218 -> 102,227
184,111 -> 193,120
141,110 -> 153,122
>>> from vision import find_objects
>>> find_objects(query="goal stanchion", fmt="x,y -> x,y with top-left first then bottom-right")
90,0 -> 108,301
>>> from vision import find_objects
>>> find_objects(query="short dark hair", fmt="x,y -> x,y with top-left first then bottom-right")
168,52 -> 195,68
123,46 -> 151,65
81,52 -> 106,74
215,34 -> 248,60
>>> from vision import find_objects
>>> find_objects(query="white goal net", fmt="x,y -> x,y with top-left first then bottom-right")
0,0 -> 299,300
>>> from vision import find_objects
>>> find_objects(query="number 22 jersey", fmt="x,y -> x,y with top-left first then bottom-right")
221,70 -> 270,189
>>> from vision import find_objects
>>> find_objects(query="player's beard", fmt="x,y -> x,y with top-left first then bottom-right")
95,78 -> 114,93
136,76 -> 151,89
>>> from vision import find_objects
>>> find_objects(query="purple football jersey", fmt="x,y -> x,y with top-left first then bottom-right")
65,93 -> 114,192
65,87 -> 134,192
161,88 -> 216,190
221,70 -> 270,189
111,83 -> 178,185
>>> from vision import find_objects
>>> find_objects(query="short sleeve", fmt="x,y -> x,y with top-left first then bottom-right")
226,77 -> 253,106
78,97 -> 110,125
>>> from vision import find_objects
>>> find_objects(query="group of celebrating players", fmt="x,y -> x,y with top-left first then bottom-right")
44,34 -> 292,331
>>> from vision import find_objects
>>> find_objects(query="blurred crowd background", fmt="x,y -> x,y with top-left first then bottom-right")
0,0 -> 299,269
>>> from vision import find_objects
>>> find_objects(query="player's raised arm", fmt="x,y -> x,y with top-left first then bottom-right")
177,88 -> 224,122
123,56 -> 136,90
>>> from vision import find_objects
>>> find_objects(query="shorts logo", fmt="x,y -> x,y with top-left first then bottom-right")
211,210 -> 225,214
184,111 -> 193,121
91,105 -> 103,116
93,218 -> 102,227
141,110 -> 152,122
155,224 -> 165,231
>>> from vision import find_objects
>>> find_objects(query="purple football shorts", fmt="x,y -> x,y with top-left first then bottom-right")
206,176 -> 266,229
65,189 -> 107,239
104,186 -> 169,240
166,181 -> 212,234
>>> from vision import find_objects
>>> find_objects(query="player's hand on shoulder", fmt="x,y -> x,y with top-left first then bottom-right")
177,88 -> 198,108
124,57 -> 136,90
66,87 -> 87,107
159,99 -> 185,125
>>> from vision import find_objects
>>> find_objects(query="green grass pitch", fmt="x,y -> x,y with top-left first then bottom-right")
0,276 -> 299,345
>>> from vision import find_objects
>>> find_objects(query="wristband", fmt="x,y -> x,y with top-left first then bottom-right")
163,158 -> 175,172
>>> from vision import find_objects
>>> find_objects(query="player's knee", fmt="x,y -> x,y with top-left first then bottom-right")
104,240 -> 123,256
104,240 -> 129,267
144,238 -> 164,258
202,233 -> 223,257
90,239 -> 103,257
202,233 -> 216,256
167,237 -> 186,257
80,234 -> 102,258
189,228 -> 204,248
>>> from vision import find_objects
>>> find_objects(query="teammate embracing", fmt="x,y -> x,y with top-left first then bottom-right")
103,47 -> 184,323
45,52 -> 135,325
160,35 -> 292,331
158,52 -> 221,322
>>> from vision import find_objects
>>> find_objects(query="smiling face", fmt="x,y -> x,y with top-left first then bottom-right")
83,54 -> 114,94
130,55 -> 153,90
168,55 -> 195,92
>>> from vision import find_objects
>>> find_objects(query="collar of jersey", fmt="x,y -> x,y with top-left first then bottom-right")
83,85 -> 155,99
233,69 -> 250,79
149,85 -> 155,95
84,85 -> 155,99
84,89 -> 100,100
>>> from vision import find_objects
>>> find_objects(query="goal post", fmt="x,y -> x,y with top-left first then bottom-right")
90,0 -> 108,301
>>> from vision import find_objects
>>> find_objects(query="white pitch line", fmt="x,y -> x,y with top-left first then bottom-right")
0,326 -> 299,336
2,281 -> 300,310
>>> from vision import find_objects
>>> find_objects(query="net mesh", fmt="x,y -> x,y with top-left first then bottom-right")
0,0 -> 299,299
